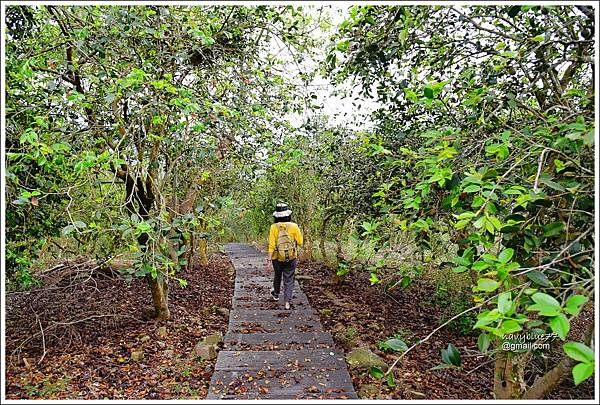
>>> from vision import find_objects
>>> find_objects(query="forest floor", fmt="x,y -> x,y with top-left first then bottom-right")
4,248 -> 594,400
297,258 -> 595,400
4,253 -> 234,400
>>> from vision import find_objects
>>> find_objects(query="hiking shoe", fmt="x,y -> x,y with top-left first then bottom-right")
284,302 -> 292,310
270,288 -> 279,301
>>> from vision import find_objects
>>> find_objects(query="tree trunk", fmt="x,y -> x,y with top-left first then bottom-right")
335,218 -> 347,261
494,351 -> 529,399
319,212 -> 336,263
302,225 -> 313,260
198,238 -> 209,265
522,358 -> 574,399
523,322 -> 594,399
186,233 -> 195,271
146,274 -> 170,320
319,236 -> 327,262
120,168 -> 171,321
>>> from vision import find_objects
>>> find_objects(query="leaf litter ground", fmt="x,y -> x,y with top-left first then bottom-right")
5,253 -> 234,400
297,259 -> 594,400
4,251 -> 594,400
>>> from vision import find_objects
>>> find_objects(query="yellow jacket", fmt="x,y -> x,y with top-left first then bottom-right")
268,222 -> 303,261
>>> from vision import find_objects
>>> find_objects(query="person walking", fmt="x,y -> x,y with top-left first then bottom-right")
268,203 -> 303,310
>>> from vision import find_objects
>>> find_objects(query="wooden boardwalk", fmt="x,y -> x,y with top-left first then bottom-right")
207,243 -> 357,399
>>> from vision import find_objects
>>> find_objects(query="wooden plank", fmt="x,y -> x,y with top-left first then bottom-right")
231,297 -> 310,310
234,283 -> 303,296
231,293 -> 310,311
207,389 -> 357,400
233,273 -> 273,281
231,299 -> 312,311
229,309 -> 318,322
233,270 -> 272,277
214,348 -> 347,371
235,278 -> 301,286
234,289 -> 308,299
228,318 -> 323,334
207,392 -> 357,400
235,275 -> 272,280
223,332 -> 335,351
207,368 -> 356,399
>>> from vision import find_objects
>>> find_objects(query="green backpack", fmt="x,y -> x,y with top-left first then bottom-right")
276,223 -> 296,261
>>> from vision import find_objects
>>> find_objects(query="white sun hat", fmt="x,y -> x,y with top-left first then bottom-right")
272,203 -> 292,218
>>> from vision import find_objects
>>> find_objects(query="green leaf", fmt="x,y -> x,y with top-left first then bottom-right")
472,196 -> 486,208
370,366 -> 385,379
443,343 -> 461,366
499,319 -> 522,335
463,184 -> 480,193
549,314 -> 570,340
498,248 -> 514,263
563,342 -> 594,363
424,86 -> 434,99
543,222 -> 565,237
497,292 -> 512,315
430,363 -> 453,370
526,271 -> 551,287
384,338 -> 408,352
485,219 -> 495,234
399,276 -> 412,288
530,35 -> 544,42
454,219 -> 471,229
474,309 -> 501,328
62,224 -> 75,235
473,216 -> 486,229
507,5 -> 521,17
488,216 -> 502,231
455,211 -> 476,220
472,261 -> 490,272
452,266 -> 468,273
386,372 -> 396,387
135,268 -> 149,277
478,333 -> 491,352
500,50 -> 517,59
529,292 -> 561,316
476,278 -> 499,292
452,256 -> 471,266
73,220 -> 87,229
564,295 -> 588,316
572,362 -> 594,385
539,174 -> 565,191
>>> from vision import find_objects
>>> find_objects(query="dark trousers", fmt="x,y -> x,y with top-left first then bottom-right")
272,259 -> 297,302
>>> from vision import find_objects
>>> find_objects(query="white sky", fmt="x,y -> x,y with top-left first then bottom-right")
269,4 -> 379,131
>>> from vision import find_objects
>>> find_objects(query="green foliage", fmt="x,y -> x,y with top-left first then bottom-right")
428,269 -> 477,335
326,4 -> 595,392
432,343 -> 462,370
563,342 -> 594,385
5,4 -> 318,319
377,337 -> 408,353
